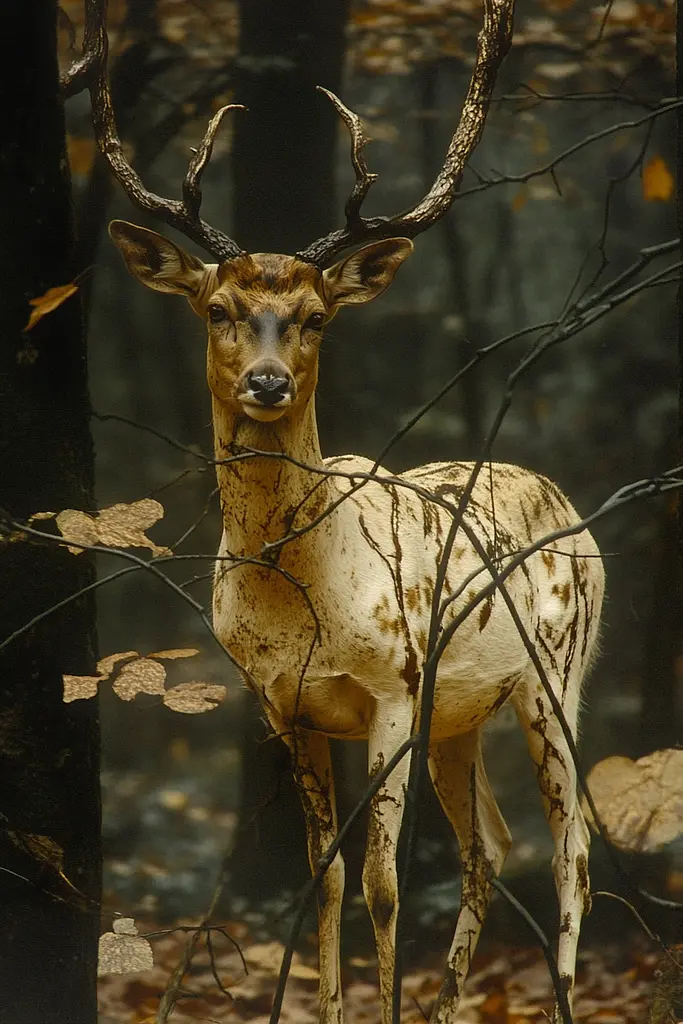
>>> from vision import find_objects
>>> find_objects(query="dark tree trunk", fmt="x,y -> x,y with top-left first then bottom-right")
228,0 -> 349,900
0,4 -> 101,1022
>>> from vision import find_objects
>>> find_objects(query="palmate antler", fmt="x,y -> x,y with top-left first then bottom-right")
66,0 -> 514,266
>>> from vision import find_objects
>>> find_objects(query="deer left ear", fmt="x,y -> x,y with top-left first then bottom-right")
323,238 -> 413,307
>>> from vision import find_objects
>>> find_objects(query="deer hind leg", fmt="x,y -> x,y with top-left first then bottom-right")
362,699 -> 415,1024
512,667 -> 591,1016
281,724 -> 345,1024
429,729 -> 512,1024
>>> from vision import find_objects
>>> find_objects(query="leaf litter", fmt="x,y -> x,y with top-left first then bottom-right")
97,932 -> 676,1022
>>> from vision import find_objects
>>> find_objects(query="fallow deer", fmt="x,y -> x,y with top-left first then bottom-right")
93,0 -> 604,1018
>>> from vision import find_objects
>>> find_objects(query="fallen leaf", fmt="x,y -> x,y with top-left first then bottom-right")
112,659 -> 167,701
162,681 -> 226,714
25,283 -> 79,331
98,918 -> 154,976
583,749 -> 683,852
642,156 -> 674,202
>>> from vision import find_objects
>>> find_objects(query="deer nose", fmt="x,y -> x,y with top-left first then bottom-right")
246,371 -> 291,407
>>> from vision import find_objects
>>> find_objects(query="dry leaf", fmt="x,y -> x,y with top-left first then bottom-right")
642,156 -> 674,202
162,681 -> 226,714
55,499 -> 171,556
98,918 -> 154,976
7,831 -> 64,873
512,187 -> 528,212
25,283 -> 79,331
63,673 -> 101,702
97,650 -> 139,676
96,499 -> 170,555
63,651 -> 139,703
55,509 -> 99,553
147,648 -> 200,660
583,749 -> 683,853
67,135 -> 96,177
112,659 -> 167,701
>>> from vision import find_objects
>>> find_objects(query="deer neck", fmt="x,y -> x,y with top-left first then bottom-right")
212,395 -> 339,562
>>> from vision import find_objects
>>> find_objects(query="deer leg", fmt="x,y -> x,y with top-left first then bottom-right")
362,700 -> 415,1024
282,724 -> 345,1024
513,671 -> 591,1017
428,729 -> 511,1024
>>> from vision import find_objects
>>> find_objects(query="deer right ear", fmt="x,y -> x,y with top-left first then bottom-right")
109,220 -> 210,299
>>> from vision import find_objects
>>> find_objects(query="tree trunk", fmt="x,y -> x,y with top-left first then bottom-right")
0,4 -> 101,1021
228,0 -> 349,900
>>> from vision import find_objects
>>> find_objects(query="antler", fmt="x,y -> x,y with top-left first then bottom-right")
297,0 -> 516,268
68,0 -> 244,262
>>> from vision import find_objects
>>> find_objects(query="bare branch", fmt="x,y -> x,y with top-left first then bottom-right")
297,0 -> 516,266
82,0 -> 244,260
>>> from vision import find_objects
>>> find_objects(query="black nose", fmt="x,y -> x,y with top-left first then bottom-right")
247,372 -> 290,407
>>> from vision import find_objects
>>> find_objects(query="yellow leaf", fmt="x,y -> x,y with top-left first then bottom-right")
63,673 -> 100,702
25,283 -> 79,331
642,156 -> 674,202
147,648 -> 200,661
512,187 -> 527,212
67,135 -> 96,177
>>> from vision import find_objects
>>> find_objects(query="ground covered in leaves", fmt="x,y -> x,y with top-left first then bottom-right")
98,930 -> 679,1023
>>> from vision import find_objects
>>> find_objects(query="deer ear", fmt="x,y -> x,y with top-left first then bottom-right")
109,220 -> 211,299
322,238 -> 413,306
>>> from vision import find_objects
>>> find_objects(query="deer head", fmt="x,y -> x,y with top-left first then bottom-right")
109,222 -> 412,423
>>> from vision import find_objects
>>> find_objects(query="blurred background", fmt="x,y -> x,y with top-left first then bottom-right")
59,0 -> 679,963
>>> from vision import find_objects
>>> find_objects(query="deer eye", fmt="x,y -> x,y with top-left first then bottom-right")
304,312 -> 325,331
208,304 -> 228,324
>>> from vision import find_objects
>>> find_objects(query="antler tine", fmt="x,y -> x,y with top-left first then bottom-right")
79,0 -> 244,262
297,0 -> 515,268
317,87 -> 379,228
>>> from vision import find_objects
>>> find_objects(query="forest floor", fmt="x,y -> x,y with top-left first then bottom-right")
97,928 -> 680,1023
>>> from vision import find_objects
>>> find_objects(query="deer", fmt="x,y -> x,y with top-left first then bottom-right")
91,0 -> 605,1017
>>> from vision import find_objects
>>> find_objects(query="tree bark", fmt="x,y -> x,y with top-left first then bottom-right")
0,4 -> 101,1021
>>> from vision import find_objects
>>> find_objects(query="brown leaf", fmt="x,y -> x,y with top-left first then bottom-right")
55,499 -> 171,556
162,681 -> 226,714
583,749 -> 683,853
7,831 -> 64,873
642,156 -> 674,202
25,283 -> 79,331
63,651 -> 139,703
98,918 -> 154,976
147,647 -> 200,660
112,659 -> 167,701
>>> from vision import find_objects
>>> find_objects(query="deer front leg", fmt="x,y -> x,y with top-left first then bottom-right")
362,700 -> 415,1024
280,723 -> 345,1024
